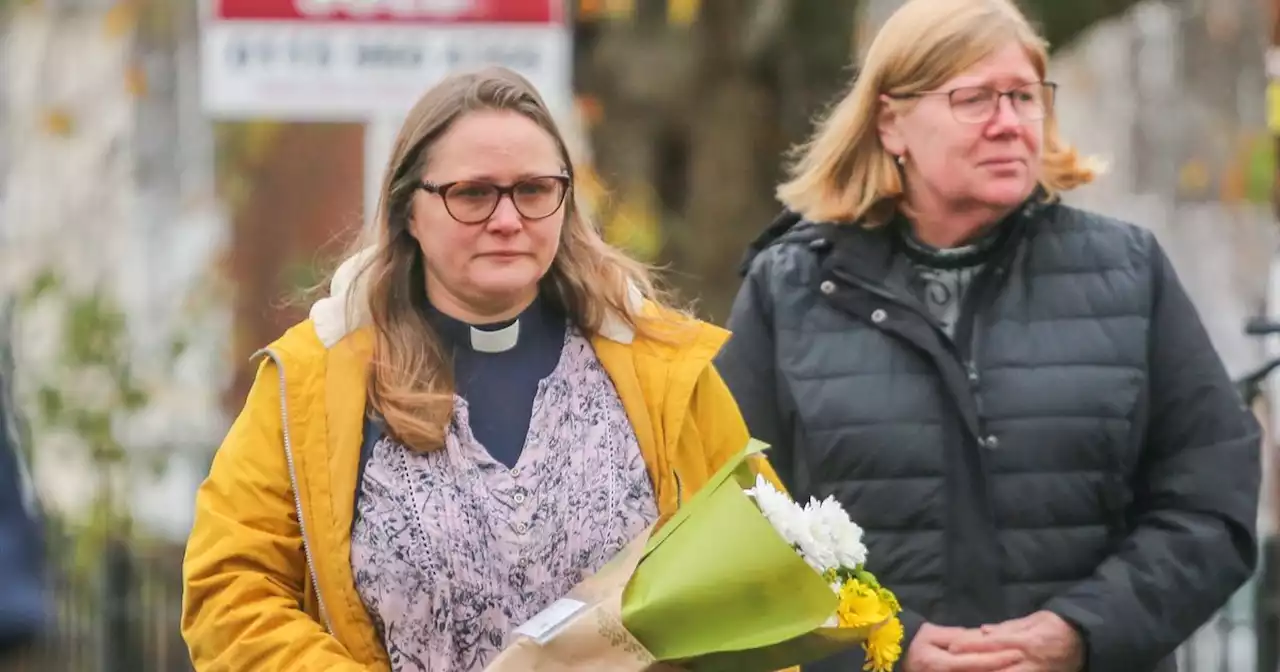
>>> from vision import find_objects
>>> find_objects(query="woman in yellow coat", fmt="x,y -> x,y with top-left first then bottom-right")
180,66 -> 775,672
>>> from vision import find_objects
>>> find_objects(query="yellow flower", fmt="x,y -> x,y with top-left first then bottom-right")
832,578 -> 903,672
862,615 -> 904,672
875,585 -> 901,614
835,580 -> 891,628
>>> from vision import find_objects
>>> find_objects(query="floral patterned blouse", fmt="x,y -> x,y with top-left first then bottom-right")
350,329 -> 660,671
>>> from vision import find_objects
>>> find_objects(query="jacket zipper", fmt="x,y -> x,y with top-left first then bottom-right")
954,274 -> 984,362
954,263 -> 1007,420
832,258 -> 1008,619
255,348 -> 334,634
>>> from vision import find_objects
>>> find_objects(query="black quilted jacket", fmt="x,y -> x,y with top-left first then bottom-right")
716,199 -> 1261,672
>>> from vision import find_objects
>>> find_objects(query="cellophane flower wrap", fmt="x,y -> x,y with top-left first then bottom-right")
484,440 -> 903,672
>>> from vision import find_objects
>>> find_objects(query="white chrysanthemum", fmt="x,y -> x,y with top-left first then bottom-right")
810,495 -> 867,568
794,508 -> 841,572
744,476 -> 870,574
745,474 -> 809,548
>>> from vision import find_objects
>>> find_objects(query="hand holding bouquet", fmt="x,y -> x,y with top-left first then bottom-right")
485,440 -> 903,672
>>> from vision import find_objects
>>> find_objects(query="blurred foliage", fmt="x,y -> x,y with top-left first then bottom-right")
573,0 -> 1146,52
17,268 -> 191,551
577,158 -> 664,262
124,62 -> 148,97
21,270 -> 148,464
577,0 -> 637,21
71,0 -> 282,217
578,0 -> 700,25
1030,0 -> 1148,54
598,183 -> 664,262
40,107 -> 74,137
282,257 -> 330,302
133,0 -> 181,43
102,0 -> 135,37
1247,137 -> 1278,204
215,121 -> 286,212
0,0 -> 36,16
1176,134 -> 1276,204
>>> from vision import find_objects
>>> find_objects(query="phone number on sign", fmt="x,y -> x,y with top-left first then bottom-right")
222,34 -> 546,73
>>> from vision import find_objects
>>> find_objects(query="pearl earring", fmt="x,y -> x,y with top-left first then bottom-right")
896,154 -> 906,166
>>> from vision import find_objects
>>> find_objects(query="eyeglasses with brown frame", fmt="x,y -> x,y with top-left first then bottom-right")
418,174 -> 572,224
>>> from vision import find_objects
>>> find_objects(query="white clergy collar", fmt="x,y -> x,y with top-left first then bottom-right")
469,320 -> 520,353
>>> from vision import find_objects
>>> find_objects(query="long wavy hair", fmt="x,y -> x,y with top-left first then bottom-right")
778,0 -> 1102,225
341,67 -> 674,453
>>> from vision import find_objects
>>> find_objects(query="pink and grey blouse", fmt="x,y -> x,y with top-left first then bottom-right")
350,324 -> 660,672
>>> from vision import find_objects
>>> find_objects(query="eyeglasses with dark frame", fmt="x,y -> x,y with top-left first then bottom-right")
889,81 -> 1057,124
418,174 -> 572,224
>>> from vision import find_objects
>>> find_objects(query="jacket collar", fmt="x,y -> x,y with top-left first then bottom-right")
308,247 -> 644,350
745,188 -> 1056,281
824,190 -> 1054,290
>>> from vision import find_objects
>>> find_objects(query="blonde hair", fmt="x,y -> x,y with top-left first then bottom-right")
778,0 -> 1100,225
344,67 -> 673,453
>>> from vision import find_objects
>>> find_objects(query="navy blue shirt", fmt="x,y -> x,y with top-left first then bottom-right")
428,296 -> 566,468
358,296 -> 567,493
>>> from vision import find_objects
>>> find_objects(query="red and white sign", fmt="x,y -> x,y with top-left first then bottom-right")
215,0 -> 562,23
199,0 -> 571,121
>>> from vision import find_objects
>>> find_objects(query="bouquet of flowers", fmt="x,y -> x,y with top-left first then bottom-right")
744,473 -> 904,671
484,440 -> 903,672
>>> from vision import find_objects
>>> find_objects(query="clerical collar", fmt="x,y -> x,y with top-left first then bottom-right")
425,296 -> 557,354
465,319 -> 520,353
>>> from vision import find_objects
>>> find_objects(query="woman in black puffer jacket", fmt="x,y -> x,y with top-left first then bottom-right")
716,1 -> 1261,671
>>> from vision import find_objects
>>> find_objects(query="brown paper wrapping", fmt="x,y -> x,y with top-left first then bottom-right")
484,525 -> 682,672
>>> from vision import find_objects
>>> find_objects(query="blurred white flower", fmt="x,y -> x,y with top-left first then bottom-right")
32,429 -> 97,517
65,364 -> 119,415
17,295 -> 65,371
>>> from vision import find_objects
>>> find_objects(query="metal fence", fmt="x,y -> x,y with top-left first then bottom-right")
1180,576 -> 1263,672
10,532 -> 192,672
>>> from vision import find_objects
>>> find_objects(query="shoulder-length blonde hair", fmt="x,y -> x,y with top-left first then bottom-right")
343,67 -> 671,453
778,0 -> 1100,225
